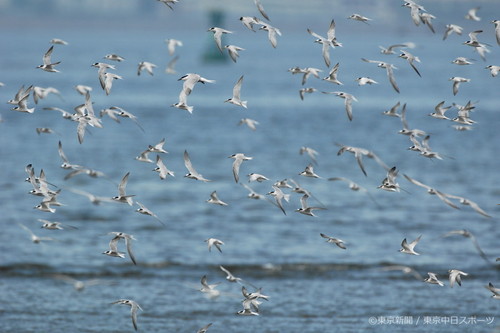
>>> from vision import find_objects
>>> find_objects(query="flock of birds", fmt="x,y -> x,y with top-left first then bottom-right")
4,0 -> 500,331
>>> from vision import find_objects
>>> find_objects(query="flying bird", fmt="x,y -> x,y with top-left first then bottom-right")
111,299 -> 142,331
229,153 -> 252,183
37,45 -> 61,72
225,75 -> 247,108
184,150 -> 211,182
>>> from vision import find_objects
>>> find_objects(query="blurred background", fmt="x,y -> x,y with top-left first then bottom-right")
0,0 -> 499,332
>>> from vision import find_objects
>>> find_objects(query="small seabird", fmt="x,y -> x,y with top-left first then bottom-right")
424,272 -> 444,286
381,265 -> 423,281
379,42 -> 415,55
322,62 -> 343,85
34,199 -> 58,213
229,153 -> 252,183
451,57 -> 474,66
184,150 -> 211,182
148,138 -> 168,154
361,58 -> 399,93
165,38 -> 183,55
485,283 -> 500,299
485,65 -> 500,77
207,27 -> 233,53
443,24 -> 463,40
135,201 -> 165,225
399,235 -> 422,255
299,163 -> 321,178
410,135 -> 446,160
320,233 -> 346,249
50,38 -> 68,45
463,30 -> 490,61
74,85 -> 92,95
288,178 -> 324,206
153,155 -> 175,180
299,146 -> 319,165
219,265 -> 247,285
297,67 -> 322,86
428,101 -> 452,120
172,90 -> 194,114
356,77 -> 378,86
137,61 -> 156,76
157,0 -> 179,10
336,143 -> 389,176
178,73 -> 215,96
241,183 -> 272,201
382,101 -> 401,117
57,140 -> 83,170
18,223 -> 54,244
43,106 -> 74,120
111,299 -> 142,331
448,269 -> 468,287
465,6 -> 481,21
111,172 -> 135,206
299,87 -> 316,100
52,273 -> 107,292
32,86 -> 63,104
248,173 -> 269,183
307,19 -> 340,67
108,232 -> 137,265
493,20 -> 500,45
328,176 -> 366,192
11,93 -> 34,113
274,179 -> 293,189
348,13 -> 371,24
200,275 -> 221,299
238,296 -> 260,316
206,191 -> 228,206
37,219 -> 77,230
197,323 -> 213,333
402,0 -> 426,26
445,194 -> 491,218
165,55 -> 179,74
105,106 -> 143,131
253,0 -> 270,21
322,91 -> 357,121
104,54 -> 125,62
224,45 -> 245,63
225,75 -> 247,108
242,285 -> 270,301
419,12 -> 436,33
259,24 -> 282,48
398,50 -> 421,77
449,77 -> 470,96
64,166 -> 106,180
102,72 -> 123,95
102,236 -> 126,260
237,302 -> 260,316
399,103 -> 427,137
36,127 -> 58,135
67,188 -> 115,205
7,84 -> 33,105
239,16 -> 264,32
327,177 -> 376,205
37,46 -> 61,72
295,194 -> 326,217
403,174 -> 458,209
238,118 -> 259,131
267,185 -> 290,215
240,286 -> 267,314
378,166 -> 401,192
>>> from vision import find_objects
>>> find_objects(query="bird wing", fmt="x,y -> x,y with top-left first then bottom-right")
118,172 -> 130,196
